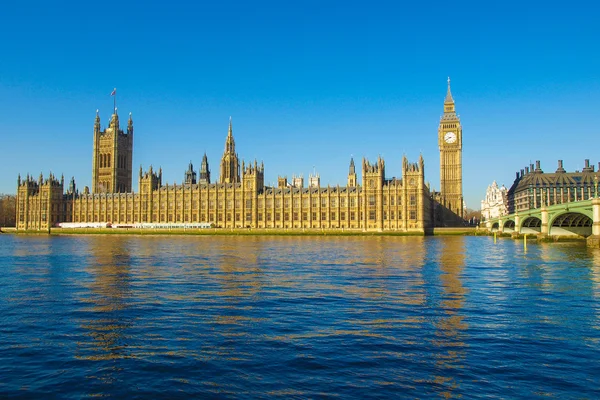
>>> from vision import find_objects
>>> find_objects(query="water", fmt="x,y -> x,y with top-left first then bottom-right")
1,234 -> 599,398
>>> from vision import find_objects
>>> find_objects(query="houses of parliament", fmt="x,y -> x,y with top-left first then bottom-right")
16,81 -> 464,232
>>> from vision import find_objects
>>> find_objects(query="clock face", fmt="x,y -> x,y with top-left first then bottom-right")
444,131 -> 457,144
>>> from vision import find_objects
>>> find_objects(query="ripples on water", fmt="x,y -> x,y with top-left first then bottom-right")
1,235 -> 599,398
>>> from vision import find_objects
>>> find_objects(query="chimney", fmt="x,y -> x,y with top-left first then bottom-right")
520,169 -> 525,178
585,159 -> 590,168
556,160 -> 565,173
525,167 -> 530,174
535,160 -> 541,172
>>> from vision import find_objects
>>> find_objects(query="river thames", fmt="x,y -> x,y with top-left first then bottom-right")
0,234 -> 599,398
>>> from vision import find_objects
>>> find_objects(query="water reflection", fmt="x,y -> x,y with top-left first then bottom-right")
76,237 -> 134,395
3,234 -> 600,398
433,236 -> 467,398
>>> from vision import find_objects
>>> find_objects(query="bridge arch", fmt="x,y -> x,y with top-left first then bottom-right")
520,216 -> 542,234
491,222 -> 499,232
503,219 -> 515,233
549,212 -> 593,237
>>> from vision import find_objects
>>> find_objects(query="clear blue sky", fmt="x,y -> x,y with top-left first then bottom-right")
1,0 -> 599,210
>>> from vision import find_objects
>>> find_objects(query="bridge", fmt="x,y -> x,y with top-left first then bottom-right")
484,198 -> 600,247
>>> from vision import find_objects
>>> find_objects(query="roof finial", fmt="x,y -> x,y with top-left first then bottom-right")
445,76 -> 454,103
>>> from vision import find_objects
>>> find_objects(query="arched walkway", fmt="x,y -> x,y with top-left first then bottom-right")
503,219 -> 515,233
521,216 -> 542,234
550,212 -> 593,237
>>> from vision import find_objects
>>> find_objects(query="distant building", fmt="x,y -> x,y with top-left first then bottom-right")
16,81 -> 465,231
507,159 -> 600,214
481,181 -> 507,221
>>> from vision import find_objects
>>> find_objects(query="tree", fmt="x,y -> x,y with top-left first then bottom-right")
0,194 -> 17,227
464,208 -> 481,226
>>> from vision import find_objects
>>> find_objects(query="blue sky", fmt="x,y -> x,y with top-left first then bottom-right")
1,0 -> 599,210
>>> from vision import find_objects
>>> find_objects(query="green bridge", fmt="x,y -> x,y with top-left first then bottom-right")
484,198 -> 600,247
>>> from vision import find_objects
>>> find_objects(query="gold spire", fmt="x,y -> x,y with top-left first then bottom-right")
445,76 -> 454,104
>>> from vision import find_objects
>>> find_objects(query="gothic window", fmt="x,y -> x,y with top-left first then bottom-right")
369,211 -> 375,220
368,196 -> 375,206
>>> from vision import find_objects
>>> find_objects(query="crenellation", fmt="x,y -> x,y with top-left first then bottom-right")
16,82 -> 468,231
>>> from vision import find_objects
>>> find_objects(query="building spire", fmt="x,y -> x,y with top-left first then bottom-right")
228,116 -> 233,137
127,112 -> 134,135
445,76 -> 454,104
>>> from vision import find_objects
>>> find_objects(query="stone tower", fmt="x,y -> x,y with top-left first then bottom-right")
347,157 -> 357,187
219,117 -> 240,184
438,78 -> 463,218
362,156 -> 385,231
92,109 -> 133,193
184,161 -> 197,185
199,152 -> 211,184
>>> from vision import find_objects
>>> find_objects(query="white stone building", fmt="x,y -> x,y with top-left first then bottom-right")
481,181 -> 508,221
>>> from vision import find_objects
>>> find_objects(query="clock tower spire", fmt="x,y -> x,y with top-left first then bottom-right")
438,77 -> 463,220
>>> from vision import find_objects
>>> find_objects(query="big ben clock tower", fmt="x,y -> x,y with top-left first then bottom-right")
438,77 -> 463,219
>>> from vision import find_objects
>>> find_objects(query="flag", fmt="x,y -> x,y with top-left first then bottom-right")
110,88 -> 116,96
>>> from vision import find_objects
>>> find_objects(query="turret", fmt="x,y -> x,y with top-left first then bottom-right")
347,157 -> 357,187
94,109 -> 101,135
69,177 -> 76,194
184,161 -> 197,185
219,117 -> 240,183
199,152 -> 210,184
127,112 -> 134,136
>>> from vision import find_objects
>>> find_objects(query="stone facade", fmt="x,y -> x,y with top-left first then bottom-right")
438,78 -> 463,219
16,83 -> 464,232
481,181 -> 508,221
507,159 -> 600,214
